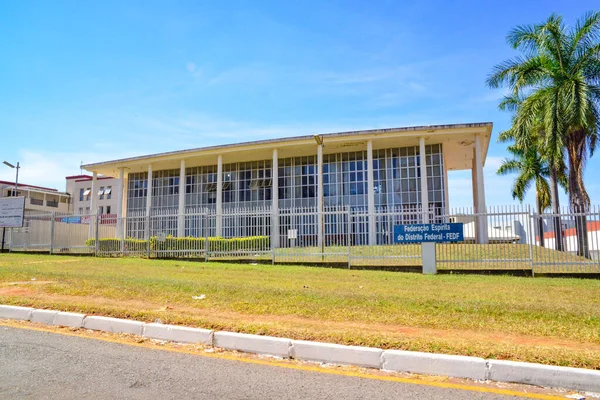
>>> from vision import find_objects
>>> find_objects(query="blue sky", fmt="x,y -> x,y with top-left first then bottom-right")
0,0 -> 598,208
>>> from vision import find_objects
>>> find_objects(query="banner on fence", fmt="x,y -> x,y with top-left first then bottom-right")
394,222 -> 463,243
0,197 -> 25,228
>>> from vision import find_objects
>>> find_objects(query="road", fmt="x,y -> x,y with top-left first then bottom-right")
0,326 -> 530,399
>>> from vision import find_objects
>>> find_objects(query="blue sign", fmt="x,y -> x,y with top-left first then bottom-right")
393,223 -> 464,243
61,216 -> 81,224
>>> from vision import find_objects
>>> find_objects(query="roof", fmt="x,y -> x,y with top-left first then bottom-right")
537,221 -> 600,240
82,122 -> 493,176
66,174 -> 92,180
0,180 -> 58,192
83,122 -> 492,169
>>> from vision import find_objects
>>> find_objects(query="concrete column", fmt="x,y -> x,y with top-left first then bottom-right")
89,171 -> 97,238
178,159 -> 186,237
419,137 -> 429,223
366,140 -> 376,245
272,149 -> 279,249
145,164 -> 153,239
216,155 -> 223,237
317,144 -> 324,248
474,135 -> 488,244
116,167 -> 125,239
442,143 -> 450,214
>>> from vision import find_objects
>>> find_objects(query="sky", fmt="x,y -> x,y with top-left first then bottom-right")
0,0 -> 598,209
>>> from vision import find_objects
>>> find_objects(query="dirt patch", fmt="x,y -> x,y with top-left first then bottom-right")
2,290 -> 599,354
1,281 -> 57,286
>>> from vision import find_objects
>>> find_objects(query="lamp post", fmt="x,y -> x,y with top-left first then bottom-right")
1,161 -> 20,252
314,135 -> 324,260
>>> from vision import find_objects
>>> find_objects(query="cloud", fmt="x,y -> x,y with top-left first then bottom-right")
186,62 -> 197,73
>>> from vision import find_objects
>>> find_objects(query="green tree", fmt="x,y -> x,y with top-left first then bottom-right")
488,12 -> 600,257
497,140 -> 565,247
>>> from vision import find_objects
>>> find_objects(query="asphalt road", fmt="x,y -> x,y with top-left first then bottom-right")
0,326 -> 525,400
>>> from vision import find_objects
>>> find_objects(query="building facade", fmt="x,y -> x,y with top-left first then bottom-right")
0,181 -> 71,213
82,123 -> 492,245
65,175 -> 121,216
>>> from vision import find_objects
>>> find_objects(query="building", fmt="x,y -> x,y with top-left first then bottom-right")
81,122 -> 493,244
0,180 -> 71,213
65,175 -> 121,216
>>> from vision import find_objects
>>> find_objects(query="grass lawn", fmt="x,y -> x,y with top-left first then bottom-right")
1,253 -> 599,369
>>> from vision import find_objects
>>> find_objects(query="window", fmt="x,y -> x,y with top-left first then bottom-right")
98,187 -> 105,200
106,186 -> 112,199
79,188 -> 85,201
106,205 -> 111,215
78,207 -> 83,214
98,206 -> 104,215
83,188 -> 91,200
85,207 -> 90,213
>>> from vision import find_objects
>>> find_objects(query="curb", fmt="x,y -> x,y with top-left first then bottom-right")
1,304 -> 599,393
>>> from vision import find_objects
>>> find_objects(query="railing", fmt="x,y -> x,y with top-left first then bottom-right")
30,198 -> 44,206
7,205 -> 600,275
46,200 -> 59,208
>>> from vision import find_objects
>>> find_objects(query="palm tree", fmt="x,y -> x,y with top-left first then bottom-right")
497,142 -> 562,247
488,12 -> 600,257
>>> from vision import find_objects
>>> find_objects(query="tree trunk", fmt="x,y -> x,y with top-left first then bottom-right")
536,192 -> 545,248
566,137 -> 590,259
548,167 -> 563,251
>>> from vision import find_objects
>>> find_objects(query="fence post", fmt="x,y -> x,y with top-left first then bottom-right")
120,215 -> 125,257
95,213 -> 100,256
204,214 -> 209,262
146,214 -> 151,259
528,205 -> 535,277
49,211 -> 55,255
422,242 -> 437,274
347,208 -> 351,269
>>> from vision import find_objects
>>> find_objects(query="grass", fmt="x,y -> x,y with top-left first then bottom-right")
1,253 -> 599,369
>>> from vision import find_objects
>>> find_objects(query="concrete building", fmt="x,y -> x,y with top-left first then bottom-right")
65,175 -> 121,216
0,181 -> 71,213
81,122 -> 492,244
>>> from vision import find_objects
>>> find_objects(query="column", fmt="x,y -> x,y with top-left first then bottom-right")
367,140 -> 376,245
419,137 -> 429,224
317,143 -> 324,249
89,171 -> 97,238
272,149 -> 279,249
116,167 -> 125,240
145,164 -> 153,239
178,159 -> 186,237
216,155 -> 223,237
474,135 -> 489,244
442,143 -> 450,214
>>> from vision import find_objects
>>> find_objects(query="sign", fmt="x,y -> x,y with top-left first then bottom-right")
156,232 -> 167,242
0,197 -> 26,228
287,229 -> 297,240
394,222 -> 463,244
61,216 -> 81,224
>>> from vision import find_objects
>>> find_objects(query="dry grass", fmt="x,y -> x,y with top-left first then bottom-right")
1,253 -> 599,369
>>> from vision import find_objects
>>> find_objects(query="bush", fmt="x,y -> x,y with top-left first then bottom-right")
86,235 -> 270,254
85,238 -> 148,253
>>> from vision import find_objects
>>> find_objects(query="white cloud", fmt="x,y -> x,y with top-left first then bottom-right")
186,62 -> 197,73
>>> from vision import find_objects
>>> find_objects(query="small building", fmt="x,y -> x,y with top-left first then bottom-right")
81,122 -> 493,244
65,175 -> 121,216
0,180 -> 71,213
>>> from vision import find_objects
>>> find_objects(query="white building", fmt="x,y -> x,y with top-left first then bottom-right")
81,122 -> 493,244
65,175 -> 121,216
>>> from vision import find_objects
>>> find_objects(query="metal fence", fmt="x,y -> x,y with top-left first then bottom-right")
5,205 -> 600,275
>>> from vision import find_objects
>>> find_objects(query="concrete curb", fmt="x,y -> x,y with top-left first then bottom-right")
1,304 -> 600,393
143,323 -> 213,344
382,350 -> 487,381
488,359 -> 600,393
291,340 -> 383,369
0,305 -> 34,320
83,316 -> 144,335
214,331 -> 292,358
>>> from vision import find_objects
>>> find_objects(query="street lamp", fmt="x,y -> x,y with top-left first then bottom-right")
1,160 -> 20,252
313,135 -> 325,259
3,161 -> 20,193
